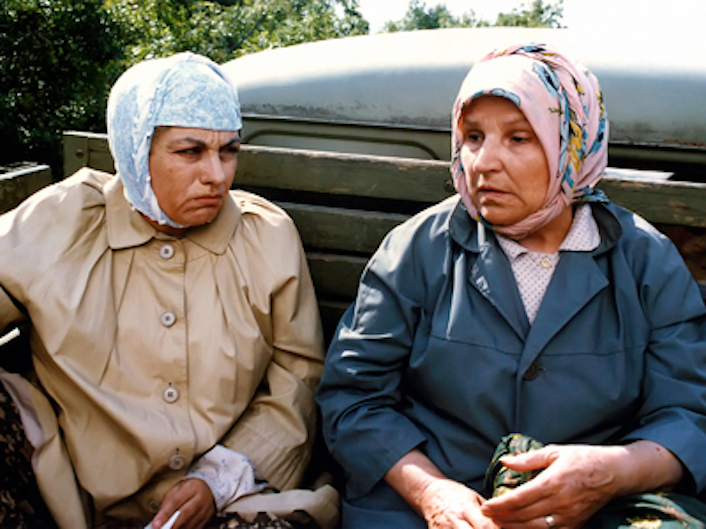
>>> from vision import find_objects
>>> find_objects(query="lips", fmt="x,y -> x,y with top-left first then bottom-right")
476,186 -> 508,197
193,194 -> 223,206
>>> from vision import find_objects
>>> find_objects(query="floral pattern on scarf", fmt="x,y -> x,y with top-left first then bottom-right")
451,43 -> 609,240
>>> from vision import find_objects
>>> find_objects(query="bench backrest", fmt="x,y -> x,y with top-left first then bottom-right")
63,131 -> 706,344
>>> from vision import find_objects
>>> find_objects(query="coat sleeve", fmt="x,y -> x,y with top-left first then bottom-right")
218,203 -> 325,492
316,212 -> 447,499
618,215 -> 706,494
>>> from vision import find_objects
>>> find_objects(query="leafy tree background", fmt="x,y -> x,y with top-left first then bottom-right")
383,0 -> 562,32
0,0 -> 561,178
0,0 -> 368,177
0,0 -> 126,176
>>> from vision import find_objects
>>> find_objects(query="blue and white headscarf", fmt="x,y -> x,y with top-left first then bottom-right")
107,52 -> 242,228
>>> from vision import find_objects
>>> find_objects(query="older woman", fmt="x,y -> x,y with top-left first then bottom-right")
0,52 -> 326,529
317,44 -> 706,528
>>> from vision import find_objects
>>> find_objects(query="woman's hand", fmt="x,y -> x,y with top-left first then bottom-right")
385,449 -> 499,529
417,477 -> 499,529
481,441 -> 682,529
150,478 -> 216,529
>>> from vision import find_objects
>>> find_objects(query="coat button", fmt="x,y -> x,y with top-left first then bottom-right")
160,244 -> 175,259
161,311 -> 176,327
148,499 -> 160,513
169,453 -> 185,471
163,386 -> 179,403
523,362 -> 542,380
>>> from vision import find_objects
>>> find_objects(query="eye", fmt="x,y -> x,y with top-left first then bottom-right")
510,132 -> 534,144
220,144 -> 240,160
465,130 -> 483,143
177,147 -> 202,156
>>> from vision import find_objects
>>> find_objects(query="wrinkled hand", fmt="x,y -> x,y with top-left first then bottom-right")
418,478 -> 499,529
480,444 -> 622,529
150,478 -> 216,529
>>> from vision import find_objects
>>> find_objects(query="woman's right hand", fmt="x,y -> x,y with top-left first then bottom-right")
417,477 -> 499,529
385,449 -> 499,529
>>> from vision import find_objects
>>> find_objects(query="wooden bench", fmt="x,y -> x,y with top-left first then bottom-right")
2,130 -> 706,349
61,131 -> 706,345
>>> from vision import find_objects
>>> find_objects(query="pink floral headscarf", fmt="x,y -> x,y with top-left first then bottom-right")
451,43 -> 609,240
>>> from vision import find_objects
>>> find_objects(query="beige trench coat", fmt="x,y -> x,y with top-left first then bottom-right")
0,168 -> 327,527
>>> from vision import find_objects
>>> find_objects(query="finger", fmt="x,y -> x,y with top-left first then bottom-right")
483,492 -> 559,525
152,496 -> 182,529
500,447 -> 556,472
465,509 -> 500,529
501,514 -> 561,529
155,482 -> 198,529
172,483 -> 215,529
483,479 -> 552,514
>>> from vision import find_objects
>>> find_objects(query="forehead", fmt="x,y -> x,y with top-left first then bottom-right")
152,126 -> 240,144
462,95 -> 527,124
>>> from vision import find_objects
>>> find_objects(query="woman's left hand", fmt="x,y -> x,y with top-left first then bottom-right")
150,478 -> 216,529
480,444 -> 626,529
481,440 -> 683,529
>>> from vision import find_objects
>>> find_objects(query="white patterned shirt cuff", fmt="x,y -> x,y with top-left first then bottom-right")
185,445 -> 269,511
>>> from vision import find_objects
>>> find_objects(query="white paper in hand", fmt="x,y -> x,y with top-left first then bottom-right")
144,510 -> 180,529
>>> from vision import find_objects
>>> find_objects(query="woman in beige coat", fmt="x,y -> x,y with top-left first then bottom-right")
0,52 -> 327,529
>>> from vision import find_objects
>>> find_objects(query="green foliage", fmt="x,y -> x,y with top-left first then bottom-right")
0,0 -> 126,175
383,0 -> 563,32
0,0 -> 368,177
106,0 -> 369,65
494,0 -> 563,28
383,0 -> 486,32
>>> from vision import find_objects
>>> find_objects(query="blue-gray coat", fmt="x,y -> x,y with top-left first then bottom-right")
317,196 -> 706,519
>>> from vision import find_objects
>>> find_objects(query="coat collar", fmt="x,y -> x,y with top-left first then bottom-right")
448,198 -> 623,258
447,199 -> 624,343
104,175 -> 239,254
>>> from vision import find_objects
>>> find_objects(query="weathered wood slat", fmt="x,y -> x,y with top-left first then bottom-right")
281,202 -> 408,254
64,131 -> 115,176
307,252 -> 367,300
0,165 -> 53,214
598,177 -> 706,228
235,145 -> 453,203
62,132 -> 706,230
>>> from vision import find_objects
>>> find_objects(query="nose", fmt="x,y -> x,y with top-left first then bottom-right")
471,138 -> 502,175
201,151 -> 228,187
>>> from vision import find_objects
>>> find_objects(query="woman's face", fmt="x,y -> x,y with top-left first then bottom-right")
460,96 -> 550,227
148,126 -> 240,231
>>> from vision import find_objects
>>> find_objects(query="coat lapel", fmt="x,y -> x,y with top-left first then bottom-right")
518,251 -> 609,375
468,223 -> 530,340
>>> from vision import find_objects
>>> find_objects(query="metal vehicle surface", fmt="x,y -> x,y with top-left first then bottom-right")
222,27 -> 706,181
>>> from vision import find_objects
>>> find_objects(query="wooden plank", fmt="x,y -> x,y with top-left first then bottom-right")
307,252 -> 367,300
61,132 -> 706,229
88,136 -> 115,173
0,165 -> 53,214
599,176 -> 706,228
281,202 -> 407,254
63,132 -> 90,177
236,145 -> 453,203
64,131 -> 114,176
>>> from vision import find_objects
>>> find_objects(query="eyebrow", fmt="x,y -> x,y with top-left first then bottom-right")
461,115 -> 530,128
168,134 -> 241,149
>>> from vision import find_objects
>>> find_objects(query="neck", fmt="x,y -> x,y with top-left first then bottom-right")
516,205 -> 574,253
142,214 -> 187,237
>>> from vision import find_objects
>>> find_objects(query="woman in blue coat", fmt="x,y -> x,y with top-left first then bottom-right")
317,44 -> 706,529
